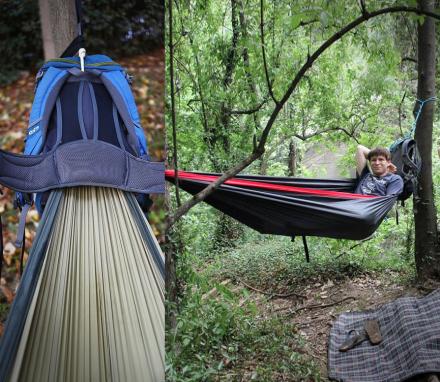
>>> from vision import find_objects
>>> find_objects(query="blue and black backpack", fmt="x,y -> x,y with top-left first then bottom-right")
0,52 -> 165,248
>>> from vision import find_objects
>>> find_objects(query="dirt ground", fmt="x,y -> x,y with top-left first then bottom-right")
246,272 -> 436,381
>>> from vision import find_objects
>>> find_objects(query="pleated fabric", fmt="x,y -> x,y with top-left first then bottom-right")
8,187 -> 164,382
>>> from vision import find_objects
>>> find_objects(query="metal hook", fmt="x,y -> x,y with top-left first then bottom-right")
79,48 -> 86,72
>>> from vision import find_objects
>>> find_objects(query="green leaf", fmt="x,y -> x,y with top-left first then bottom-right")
291,13 -> 304,29
319,11 -> 329,28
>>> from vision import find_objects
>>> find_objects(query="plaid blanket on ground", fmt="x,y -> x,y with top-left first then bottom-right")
328,289 -> 440,382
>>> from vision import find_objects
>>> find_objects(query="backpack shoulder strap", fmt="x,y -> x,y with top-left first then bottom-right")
25,67 -> 70,155
100,71 -> 149,158
401,139 -> 421,173
16,66 -> 69,223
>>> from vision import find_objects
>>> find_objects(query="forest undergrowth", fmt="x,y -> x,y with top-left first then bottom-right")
166,206 -> 431,381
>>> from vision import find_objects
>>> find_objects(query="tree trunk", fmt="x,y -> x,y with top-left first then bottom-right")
217,0 -> 240,156
259,154 -> 268,175
288,140 -> 297,176
164,213 -> 179,329
213,0 -> 243,247
238,0 -> 261,134
165,0 -> 181,329
39,0 -> 77,59
414,0 -> 439,279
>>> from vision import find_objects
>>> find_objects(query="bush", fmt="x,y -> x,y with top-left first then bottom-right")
166,284 -> 320,382
0,0 -> 43,84
0,0 -> 163,84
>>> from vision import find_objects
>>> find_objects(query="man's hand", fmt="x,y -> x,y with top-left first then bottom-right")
387,162 -> 397,174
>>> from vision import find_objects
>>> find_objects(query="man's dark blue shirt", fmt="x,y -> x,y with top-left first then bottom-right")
355,167 -> 404,196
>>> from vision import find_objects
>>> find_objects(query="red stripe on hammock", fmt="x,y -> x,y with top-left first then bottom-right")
165,170 -> 376,200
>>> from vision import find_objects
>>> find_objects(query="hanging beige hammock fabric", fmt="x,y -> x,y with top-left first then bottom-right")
9,187 -> 164,382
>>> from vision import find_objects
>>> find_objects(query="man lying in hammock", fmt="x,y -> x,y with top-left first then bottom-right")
355,145 -> 404,196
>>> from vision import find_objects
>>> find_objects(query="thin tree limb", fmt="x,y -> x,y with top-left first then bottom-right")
286,296 -> 356,316
398,91 -> 407,135
401,56 -> 418,64
297,19 -> 319,28
359,0 -> 369,17
223,0 -> 240,88
240,279 -> 306,299
260,0 -> 279,105
294,127 -> 360,143
229,99 -> 267,115
335,235 -> 375,259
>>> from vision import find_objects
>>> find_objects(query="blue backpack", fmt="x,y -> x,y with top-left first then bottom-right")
0,54 -> 165,247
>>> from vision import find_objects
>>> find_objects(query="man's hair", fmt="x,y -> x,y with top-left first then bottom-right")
367,147 -> 391,161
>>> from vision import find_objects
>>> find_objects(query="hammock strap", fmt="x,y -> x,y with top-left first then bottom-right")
390,97 -> 437,152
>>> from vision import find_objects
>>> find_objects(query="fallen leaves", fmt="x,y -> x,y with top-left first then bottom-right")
0,285 -> 15,305
3,242 -> 16,267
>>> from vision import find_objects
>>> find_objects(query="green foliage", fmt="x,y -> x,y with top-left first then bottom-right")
167,206 -> 416,380
0,0 -> 43,85
205,213 -> 415,289
166,252 -> 320,381
167,0 -> 428,181
166,286 -> 253,381
167,0 -> 440,378
0,0 -> 163,85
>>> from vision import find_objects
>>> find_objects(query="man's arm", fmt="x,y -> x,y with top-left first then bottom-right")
356,145 -> 370,176
386,175 -> 404,196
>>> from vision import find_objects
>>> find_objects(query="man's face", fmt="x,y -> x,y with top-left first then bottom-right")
369,155 -> 390,177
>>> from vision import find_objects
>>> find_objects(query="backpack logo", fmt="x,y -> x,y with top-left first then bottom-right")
28,126 -> 39,136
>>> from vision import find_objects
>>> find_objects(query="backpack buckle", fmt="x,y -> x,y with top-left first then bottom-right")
14,192 -> 33,210
34,69 -> 45,93
124,71 -> 134,86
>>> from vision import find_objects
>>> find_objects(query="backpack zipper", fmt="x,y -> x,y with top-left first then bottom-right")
46,58 -> 119,67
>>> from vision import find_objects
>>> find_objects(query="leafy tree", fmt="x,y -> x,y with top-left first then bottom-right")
166,0 -> 440,309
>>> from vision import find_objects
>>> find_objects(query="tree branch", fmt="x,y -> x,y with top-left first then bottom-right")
239,279 -> 306,299
167,149 -> 263,226
401,56 -> 418,64
260,0 -> 279,105
257,7 -> 440,157
359,0 -> 369,17
398,91 -> 407,135
229,99 -> 268,115
297,19 -> 319,28
294,126 -> 360,143
167,6 -> 440,229
285,296 -> 356,316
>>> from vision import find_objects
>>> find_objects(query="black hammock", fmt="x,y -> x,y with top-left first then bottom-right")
165,170 -> 398,241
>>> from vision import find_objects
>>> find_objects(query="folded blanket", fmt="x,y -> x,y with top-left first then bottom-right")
328,289 -> 440,382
